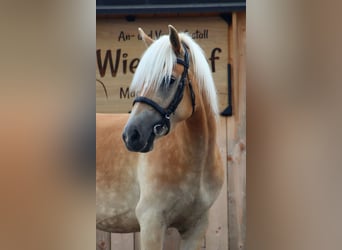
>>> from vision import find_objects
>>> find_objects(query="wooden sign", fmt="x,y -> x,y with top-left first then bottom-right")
96,16 -> 228,113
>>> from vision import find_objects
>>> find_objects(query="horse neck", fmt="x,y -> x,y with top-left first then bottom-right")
177,89 -> 218,157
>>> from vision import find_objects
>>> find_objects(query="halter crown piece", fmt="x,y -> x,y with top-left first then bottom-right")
133,43 -> 196,136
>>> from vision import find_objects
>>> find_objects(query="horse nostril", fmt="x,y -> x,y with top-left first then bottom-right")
131,129 -> 140,142
123,125 -> 146,152
122,127 -> 140,144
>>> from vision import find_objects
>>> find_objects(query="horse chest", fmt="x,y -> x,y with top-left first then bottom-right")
138,164 -> 212,222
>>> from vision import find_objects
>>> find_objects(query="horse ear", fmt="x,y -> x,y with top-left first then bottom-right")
168,25 -> 181,55
138,28 -> 154,47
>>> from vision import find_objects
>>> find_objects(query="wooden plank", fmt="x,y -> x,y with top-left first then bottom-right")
227,12 -> 246,250
111,233 -> 135,250
97,230 -> 111,250
133,233 -> 140,250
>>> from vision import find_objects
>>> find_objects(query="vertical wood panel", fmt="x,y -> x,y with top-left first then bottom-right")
134,233 -> 140,250
227,11 -> 246,250
97,230 -> 111,250
111,233 -> 134,250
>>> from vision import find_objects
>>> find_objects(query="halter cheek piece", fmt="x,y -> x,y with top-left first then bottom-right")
132,43 -> 196,136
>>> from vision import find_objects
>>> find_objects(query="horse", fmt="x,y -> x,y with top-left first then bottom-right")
96,25 -> 224,250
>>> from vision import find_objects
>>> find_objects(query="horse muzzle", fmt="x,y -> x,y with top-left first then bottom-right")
122,124 -> 155,153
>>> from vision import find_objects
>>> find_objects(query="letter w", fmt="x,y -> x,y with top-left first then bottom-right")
96,49 -> 120,77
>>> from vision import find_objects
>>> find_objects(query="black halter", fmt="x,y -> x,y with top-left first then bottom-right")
132,44 -> 196,136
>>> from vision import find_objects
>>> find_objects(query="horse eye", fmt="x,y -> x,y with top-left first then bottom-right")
169,77 -> 176,85
161,76 -> 176,89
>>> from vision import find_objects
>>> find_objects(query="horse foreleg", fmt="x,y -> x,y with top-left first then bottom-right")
137,209 -> 166,250
180,213 -> 208,250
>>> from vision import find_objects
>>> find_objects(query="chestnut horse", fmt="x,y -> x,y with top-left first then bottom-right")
96,25 -> 224,250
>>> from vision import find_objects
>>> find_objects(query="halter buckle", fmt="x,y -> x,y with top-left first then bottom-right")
153,123 -> 169,136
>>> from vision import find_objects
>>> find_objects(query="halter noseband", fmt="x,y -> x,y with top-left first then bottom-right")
132,43 -> 196,136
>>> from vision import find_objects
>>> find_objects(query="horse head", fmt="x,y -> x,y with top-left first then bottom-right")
122,25 -> 196,153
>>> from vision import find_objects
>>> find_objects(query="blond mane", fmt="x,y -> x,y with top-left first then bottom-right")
130,32 -> 219,115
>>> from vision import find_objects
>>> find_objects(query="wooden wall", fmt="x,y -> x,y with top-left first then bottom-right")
96,11 -> 246,250
226,11 -> 246,250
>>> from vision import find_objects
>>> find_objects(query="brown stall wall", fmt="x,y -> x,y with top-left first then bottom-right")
96,16 -> 228,113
